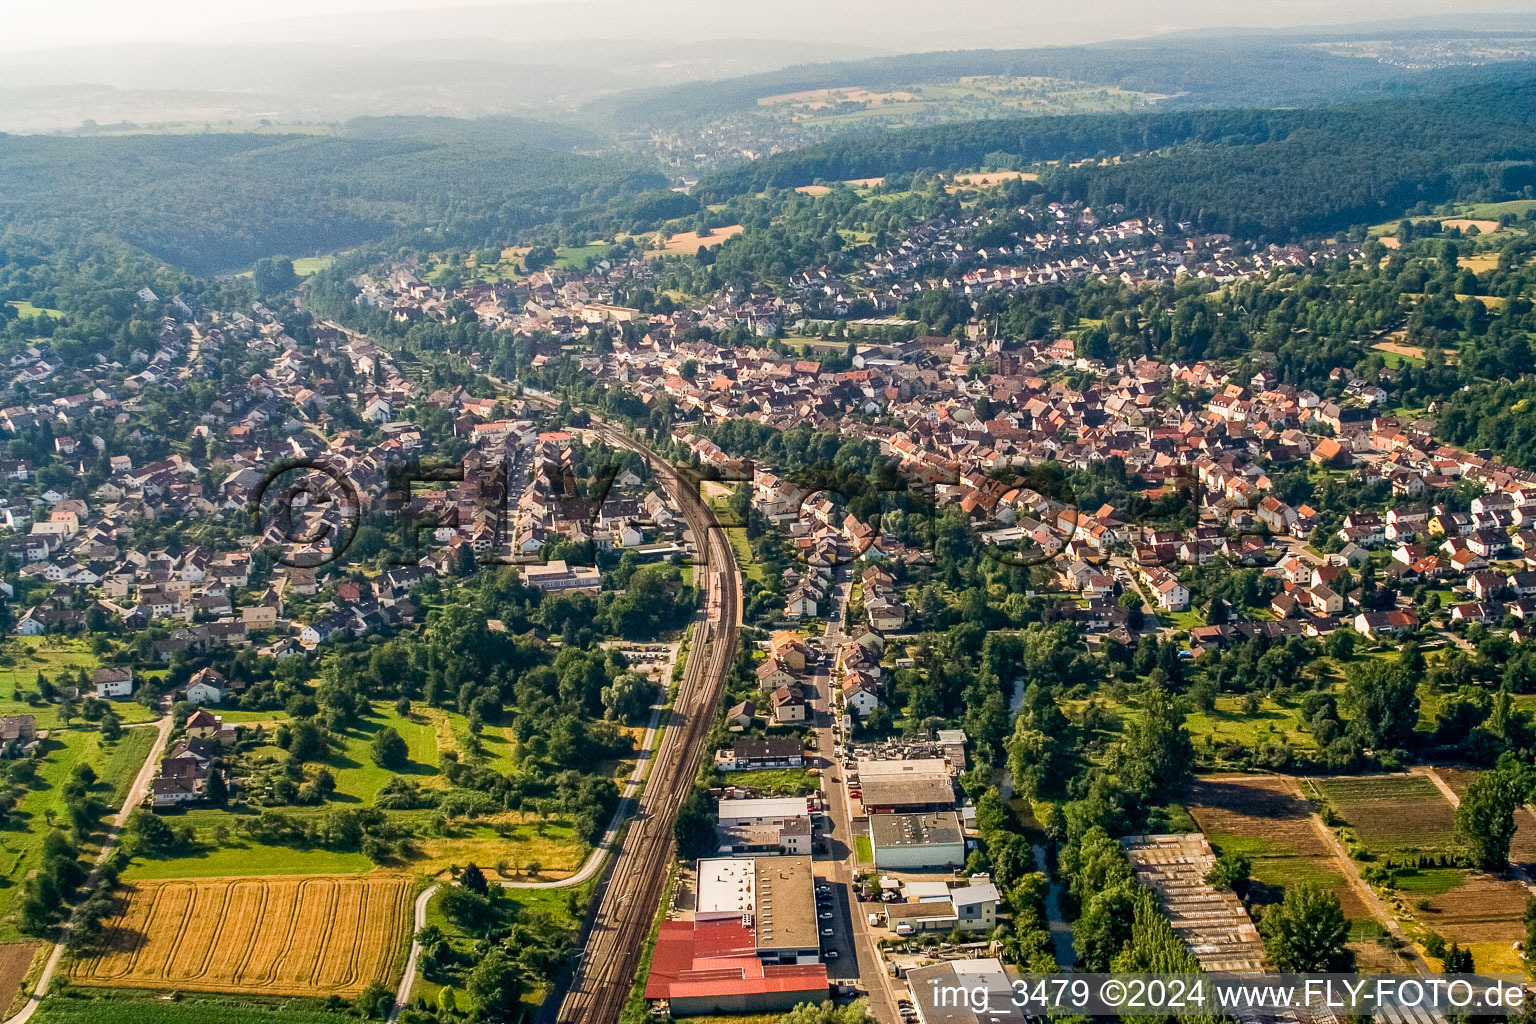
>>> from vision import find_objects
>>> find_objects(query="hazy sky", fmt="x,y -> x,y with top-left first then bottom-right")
7,0 -> 1536,53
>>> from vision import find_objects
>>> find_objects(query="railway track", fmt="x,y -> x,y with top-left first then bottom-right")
550,421 -> 742,1024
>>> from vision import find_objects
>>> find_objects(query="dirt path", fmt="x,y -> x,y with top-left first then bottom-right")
5,711 -> 175,1024
1415,765 -> 1536,897
1283,775 -> 1431,973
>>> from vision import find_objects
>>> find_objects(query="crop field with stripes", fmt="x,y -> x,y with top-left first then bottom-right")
66,875 -> 413,997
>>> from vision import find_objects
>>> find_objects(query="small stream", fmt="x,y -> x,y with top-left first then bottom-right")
1032,842 -> 1075,967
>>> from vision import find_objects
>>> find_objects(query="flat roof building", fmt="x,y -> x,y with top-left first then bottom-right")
869,811 -> 966,870
696,856 -> 821,962
856,757 -> 956,813
906,959 -> 1014,1024
716,797 -> 814,858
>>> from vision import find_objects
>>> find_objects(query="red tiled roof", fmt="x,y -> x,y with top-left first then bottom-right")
643,921 -> 828,1002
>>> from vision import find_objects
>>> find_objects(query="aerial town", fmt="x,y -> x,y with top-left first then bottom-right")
5,10 -> 1536,1024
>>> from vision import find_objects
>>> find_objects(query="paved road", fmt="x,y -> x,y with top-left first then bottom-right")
391,678 -> 673,1017
5,709 -> 174,1024
807,567 -> 902,1021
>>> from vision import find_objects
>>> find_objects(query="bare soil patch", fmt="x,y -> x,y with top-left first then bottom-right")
0,943 -> 37,1016
1189,776 -> 1366,919
658,225 -> 743,253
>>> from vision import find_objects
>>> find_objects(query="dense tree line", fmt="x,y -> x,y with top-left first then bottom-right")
606,36 -> 1453,131
0,130 -> 665,274
694,75 -> 1536,243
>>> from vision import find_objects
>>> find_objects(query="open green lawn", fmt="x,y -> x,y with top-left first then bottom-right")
553,242 -> 614,270
126,701 -> 587,880
704,497 -> 767,585
121,839 -> 374,880
1184,695 -> 1319,752
5,301 -> 64,320
1461,200 -> 1536,220
721,526 -> 764,584
326,706 -> 443,803
290,256 -> 333,276
0,724 -> 159,940
1375,348 -> 1425,368
709,767 -> 818,795
1162,609 -> 1204,631
213,708 -> 291,724
1084,692 -> 1323,755
855,834 -> 873,863
0,638 -> 157,728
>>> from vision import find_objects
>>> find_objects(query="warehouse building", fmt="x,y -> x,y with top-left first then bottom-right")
716,796 -> 814,856
868,811 -> 966,870
645,856 -> 828,1015
856,757 -> 956,813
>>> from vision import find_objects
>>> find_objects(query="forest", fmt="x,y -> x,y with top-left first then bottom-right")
694,74 -> 1536,241
0,127 -> 664,275
596,35 -> 1473,129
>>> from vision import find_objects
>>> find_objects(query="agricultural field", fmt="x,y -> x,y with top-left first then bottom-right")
1188,775 -> 1416,970
1435,767 -> 1536,867
0,941 -> 37,1017
1188,776 -> 1366,918
655,225 -> 743,253
1391,866 -> 1527,971
34,994 -> 351,1024
1310,775 -> 1458,857
68,874 -> 414,997
749,76 -> 1159,138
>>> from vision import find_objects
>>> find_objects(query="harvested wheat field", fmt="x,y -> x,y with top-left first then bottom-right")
1189,776 -> 1367,919
1441,219 -> 1500,234
68,874 -> 413,997
1312,775 -> 1458,856
658,225 -> 743,252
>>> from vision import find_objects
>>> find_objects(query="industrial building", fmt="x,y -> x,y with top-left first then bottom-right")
868,811 -> 966,870
881,880 -> 1000,933
906,959 -> 1014,1024
855,757 -> 956,813
644,856 -> 828,1015
716,796 -> 814,856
